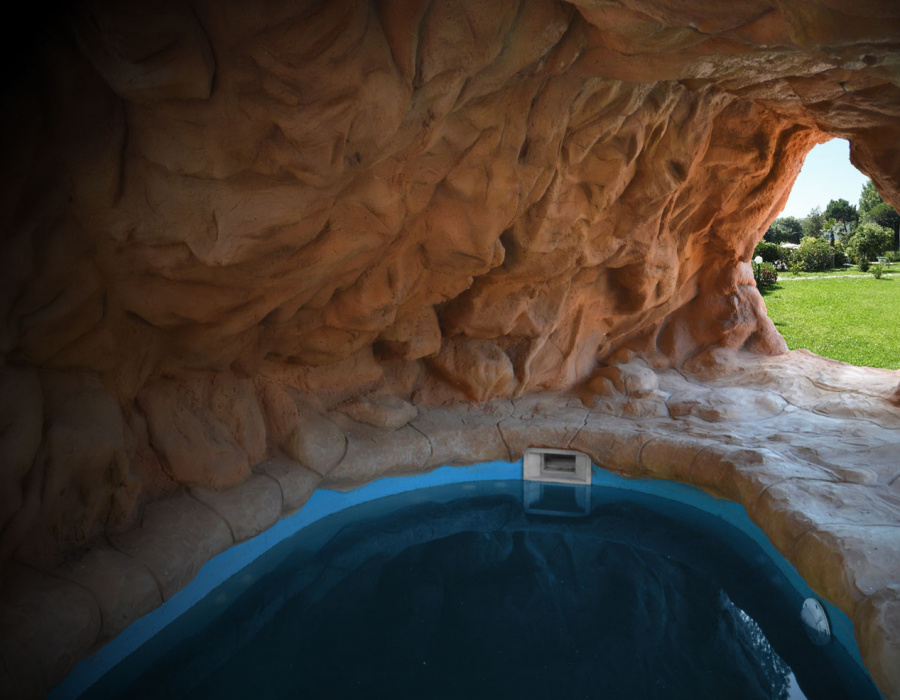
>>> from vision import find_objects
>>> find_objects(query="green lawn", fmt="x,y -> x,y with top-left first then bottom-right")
761,276 -> 900,369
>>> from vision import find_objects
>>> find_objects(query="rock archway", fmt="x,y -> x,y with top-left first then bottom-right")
1,1 -> 899,697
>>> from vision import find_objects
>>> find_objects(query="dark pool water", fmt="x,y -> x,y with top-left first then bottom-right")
80,481 -> 882,700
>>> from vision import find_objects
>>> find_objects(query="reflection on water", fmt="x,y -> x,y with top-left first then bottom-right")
721,592 -> 797,700
85,485 -> 878,700
788,672 -> 809,700
207,530 -> 798,700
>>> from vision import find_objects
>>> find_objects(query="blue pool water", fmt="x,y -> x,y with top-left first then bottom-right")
54,463 -> 883,699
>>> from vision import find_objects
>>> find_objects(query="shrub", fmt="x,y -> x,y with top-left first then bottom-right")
886,250 -> 900,263
753,241 -> 783,264
859,258 -> 870,272
871,264 -> 885,279
753,261 -> 778,290
846,221 -> 892,264
792,236 -> 834,271
833,242 -> 848,268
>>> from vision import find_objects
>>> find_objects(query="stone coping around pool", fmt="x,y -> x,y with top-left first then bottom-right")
1,350 -> 899,699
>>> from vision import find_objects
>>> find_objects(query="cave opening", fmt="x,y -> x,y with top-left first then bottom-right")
756,137 -> 900,369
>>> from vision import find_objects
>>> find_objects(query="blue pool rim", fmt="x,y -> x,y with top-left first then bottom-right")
51,460 -> 870,699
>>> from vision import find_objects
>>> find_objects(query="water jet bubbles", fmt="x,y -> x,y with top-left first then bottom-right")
800,598 -> 831,646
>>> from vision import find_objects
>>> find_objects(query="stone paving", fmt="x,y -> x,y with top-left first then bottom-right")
778,273 -> 898,281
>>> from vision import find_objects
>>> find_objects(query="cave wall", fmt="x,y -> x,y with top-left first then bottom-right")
5,0 -> 899,560
2,0 -> 900,696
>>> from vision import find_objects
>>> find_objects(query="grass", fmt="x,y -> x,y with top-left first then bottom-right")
761,276 -> 900,369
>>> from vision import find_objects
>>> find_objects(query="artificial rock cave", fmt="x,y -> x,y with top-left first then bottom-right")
1,0 -> 899,697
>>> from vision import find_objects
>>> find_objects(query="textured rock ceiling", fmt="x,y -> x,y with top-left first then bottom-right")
2,0 -> 900,697
5,0 -> 900,400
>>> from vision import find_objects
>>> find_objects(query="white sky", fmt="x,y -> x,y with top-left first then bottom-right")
777,138 -> 869,219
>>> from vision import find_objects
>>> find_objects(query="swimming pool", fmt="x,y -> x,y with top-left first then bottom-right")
53,462 -> 883,699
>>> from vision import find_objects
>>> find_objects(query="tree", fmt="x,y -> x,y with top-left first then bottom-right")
763,216 -> 803,244
801,207 -> 825,238
822,217 -> 852,245
859,180 -> 882,216
823,198 -> 859,226
859,179 -> 899,250
868,202 -> 900,238
845,221 -> 893,264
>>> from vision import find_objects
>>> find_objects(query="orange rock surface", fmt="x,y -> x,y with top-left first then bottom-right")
2,1 -> 900,697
